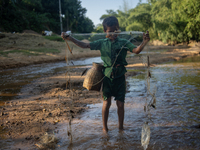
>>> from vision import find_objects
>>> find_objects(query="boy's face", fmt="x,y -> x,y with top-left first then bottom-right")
104,26 -> 119,41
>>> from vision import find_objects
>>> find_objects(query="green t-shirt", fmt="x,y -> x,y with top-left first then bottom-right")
90,37 -> 136,79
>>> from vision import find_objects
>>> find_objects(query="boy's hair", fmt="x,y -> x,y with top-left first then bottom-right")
102,16 -> 119,31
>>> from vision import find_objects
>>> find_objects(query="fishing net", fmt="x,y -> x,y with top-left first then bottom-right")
140,44 -> 157,150
63,31 -> 156,149
64,31 -> 144,88
141,122 -> 151,150
35,132 -> 58,149
72,31 -> 143,43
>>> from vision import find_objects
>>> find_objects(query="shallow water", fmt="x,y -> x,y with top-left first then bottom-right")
1,55 -> 200,149
0,57 -> 103,104
57,56 -> 200,150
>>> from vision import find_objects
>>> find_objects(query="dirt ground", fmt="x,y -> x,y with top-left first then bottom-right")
0,31 -> 100,70
0,31 -> 200,149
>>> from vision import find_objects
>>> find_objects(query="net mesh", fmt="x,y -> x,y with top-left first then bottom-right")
35,132 -> 58,149
72,31 -> 143,43
63,31 -> 156,149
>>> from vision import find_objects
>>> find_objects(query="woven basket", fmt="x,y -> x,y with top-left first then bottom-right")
83,62 -> 104,91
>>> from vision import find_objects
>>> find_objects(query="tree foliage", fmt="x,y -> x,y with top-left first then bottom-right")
100,10 -> 118,21
100,0 -> 200,43
93,24 -> 104,33
126,3 -> 152,32
0,0 -> 94,34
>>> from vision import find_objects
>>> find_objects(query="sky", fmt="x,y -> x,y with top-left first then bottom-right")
80,0 -> 147,27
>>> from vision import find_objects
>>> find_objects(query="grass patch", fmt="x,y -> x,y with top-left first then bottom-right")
132,73 -> 146,80
126,53 -> 142,58
0,48 -> 60,57
31,48 -> 60,54
44,34 -> 64,42
127,69 -> 145,72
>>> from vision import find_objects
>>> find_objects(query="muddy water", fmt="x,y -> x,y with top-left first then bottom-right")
0,57 -> 102,105
57,56 -> 200,150
1,55 -> 200,149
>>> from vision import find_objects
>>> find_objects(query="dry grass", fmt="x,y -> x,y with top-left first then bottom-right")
0,32 -> 100,69
0,32 -> 65,51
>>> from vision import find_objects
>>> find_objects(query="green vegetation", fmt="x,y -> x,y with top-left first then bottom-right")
1,0 -> 199,44
174,56 -> 200,63
44,35 -> 64,42
0,48 -> 60,57
31,48 -> 60,54
127,69 -> 145,72
0,0 -> 94,34
132,73 -> 146,80
98,0 -> 200,44
73,35 -> 85,41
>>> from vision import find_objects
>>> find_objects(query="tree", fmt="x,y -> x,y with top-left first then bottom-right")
181,0 -> 200,42
93,24 -> 104,33
99,0 -> 200,43
126,3 -> 152,32
150,0 -> 199,43
116,10 -> 129,31
62,0 -> 94,33
100,10 -> 118,21
0,0 -> 95,33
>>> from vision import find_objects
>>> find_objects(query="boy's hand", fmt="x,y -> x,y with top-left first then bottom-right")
61,32 -> 70,40
143,31 -> 150,43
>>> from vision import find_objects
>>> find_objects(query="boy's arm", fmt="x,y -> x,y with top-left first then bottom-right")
132,31 -> 150,54
61,32 -> 91,49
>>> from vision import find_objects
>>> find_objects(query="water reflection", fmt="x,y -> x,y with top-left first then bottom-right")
0,57 -> 103,102
1,55 -> 200,149
57,56 -> 200,149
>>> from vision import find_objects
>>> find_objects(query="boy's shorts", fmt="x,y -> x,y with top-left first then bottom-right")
102,75 -> 126,103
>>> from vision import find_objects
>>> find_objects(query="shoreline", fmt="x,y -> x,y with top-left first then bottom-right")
0,50 -> 101,70
0,34 -> 198,71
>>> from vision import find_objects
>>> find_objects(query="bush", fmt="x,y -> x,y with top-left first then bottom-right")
44,34 -> 64,42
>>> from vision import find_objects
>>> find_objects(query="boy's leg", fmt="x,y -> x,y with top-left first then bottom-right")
102,97 -> 111,132
116,100 -> 124,130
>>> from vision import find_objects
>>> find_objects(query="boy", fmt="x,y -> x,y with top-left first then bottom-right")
61,16 -> 150,132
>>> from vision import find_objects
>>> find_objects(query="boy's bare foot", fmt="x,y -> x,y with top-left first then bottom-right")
103,128 -> 108,133
119,128 -> 124,133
